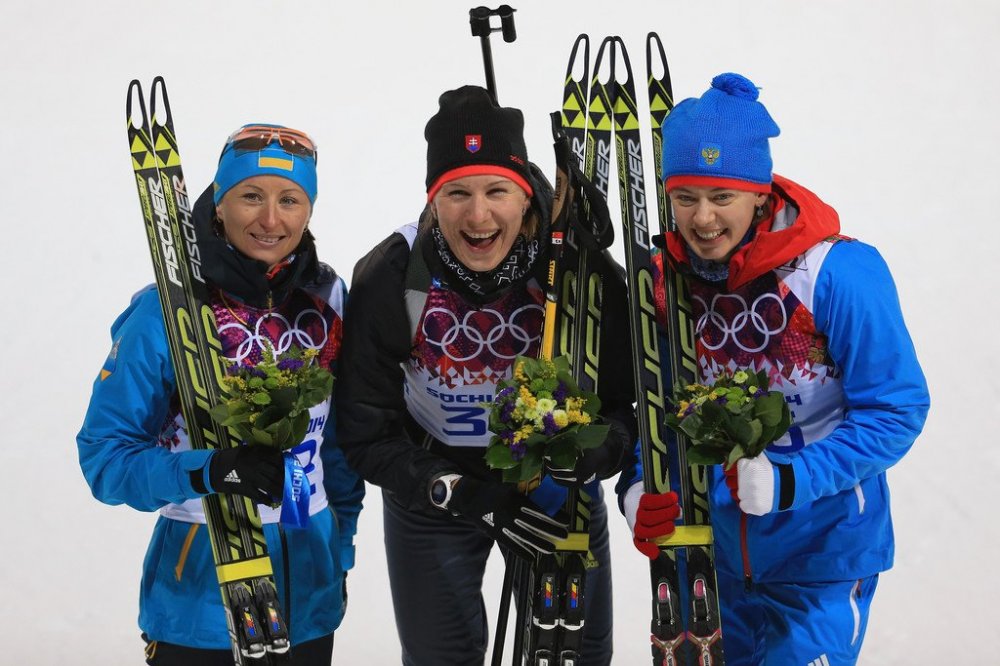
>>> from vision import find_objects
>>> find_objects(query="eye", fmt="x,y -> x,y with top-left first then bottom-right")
280,194 -> 302,205
241,191 -> 263,202
713,193 -> 734,204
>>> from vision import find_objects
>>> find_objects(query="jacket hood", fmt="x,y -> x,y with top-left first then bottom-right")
193,184 -> 319,308
664,174 -> 841,290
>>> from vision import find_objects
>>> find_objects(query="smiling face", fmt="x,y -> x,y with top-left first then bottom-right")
668,185 -> 768,262
215,175 -> 312,269
431,174 -> 530,272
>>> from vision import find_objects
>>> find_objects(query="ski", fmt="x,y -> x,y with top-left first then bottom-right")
632,33 -> 724,664
126,77 -> 289,665
514,34 -> 618,666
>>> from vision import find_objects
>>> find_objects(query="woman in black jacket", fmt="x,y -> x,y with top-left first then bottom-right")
336,86 -> 635,665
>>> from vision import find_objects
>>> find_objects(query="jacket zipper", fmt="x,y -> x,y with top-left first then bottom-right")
740,512 -> 754,591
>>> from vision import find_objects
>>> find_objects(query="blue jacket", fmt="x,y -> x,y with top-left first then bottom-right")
78,281 -> 364,648
622,175 -> 929,583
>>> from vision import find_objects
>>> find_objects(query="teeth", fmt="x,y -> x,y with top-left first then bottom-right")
252,234 -> 283,244
466,230 -> 499,239
696,229 -> 723,240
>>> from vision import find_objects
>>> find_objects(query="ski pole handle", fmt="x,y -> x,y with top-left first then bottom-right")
468,5 -> 517,103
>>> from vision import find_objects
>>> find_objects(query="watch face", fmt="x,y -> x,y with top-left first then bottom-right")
431,480 -> 448,505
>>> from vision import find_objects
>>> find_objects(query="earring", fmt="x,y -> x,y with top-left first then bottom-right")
755,206 -> 764,219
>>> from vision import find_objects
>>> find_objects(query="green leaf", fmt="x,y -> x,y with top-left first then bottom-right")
724,416 -> 756,447
755,392 -> 786,427
547,449 -> 578,470
687,445 -> 727,466
485,443 -> 517,470
287,410 -> 311,448
698,399 -> 728,427
573,424 -> 609,450
726,445 -> 747,467
580,392 -> 602,416
519,456 -> 543,482
269,417 -> 293,450
679,413 -> 704,439
551,355 -> 572,375
250,427 -> 274,446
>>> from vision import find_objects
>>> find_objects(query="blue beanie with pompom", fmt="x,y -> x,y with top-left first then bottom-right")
661,73 -> 780,193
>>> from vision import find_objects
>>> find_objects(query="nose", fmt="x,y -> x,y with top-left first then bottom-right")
692,200 -> 714,226
466,193 -> 491,224
258,202 -> 280,230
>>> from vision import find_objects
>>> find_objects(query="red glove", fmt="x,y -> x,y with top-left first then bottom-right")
631,491 -> 681,560
724,463 -> 740,502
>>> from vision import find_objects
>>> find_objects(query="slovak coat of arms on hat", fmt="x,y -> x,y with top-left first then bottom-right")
465,135 -> 482,153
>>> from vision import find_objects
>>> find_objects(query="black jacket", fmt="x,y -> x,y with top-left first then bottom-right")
336,223 -> 637,513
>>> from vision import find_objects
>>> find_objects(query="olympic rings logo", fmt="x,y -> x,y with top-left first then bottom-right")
421,304 -> 544,362
695,292 -> 787,353
218,308 -> 329,362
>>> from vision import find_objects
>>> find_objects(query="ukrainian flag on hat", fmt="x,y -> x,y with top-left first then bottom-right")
212,123 -> 317,205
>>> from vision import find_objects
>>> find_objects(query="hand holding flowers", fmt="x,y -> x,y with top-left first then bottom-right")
664,368 -> 791,468
209,344 -> 333,451
484,355 -> 608,484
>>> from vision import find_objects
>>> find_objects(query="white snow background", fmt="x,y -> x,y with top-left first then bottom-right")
1,0 -> 996,663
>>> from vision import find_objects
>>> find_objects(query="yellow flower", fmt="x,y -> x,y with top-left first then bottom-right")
552,410 -> 569,428
514,361 -> 528,384
518,385 -> 538,410
513,424 -> 535,443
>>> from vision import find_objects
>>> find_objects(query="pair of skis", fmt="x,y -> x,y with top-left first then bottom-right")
126,78 -> 289,665
497,32 -> 620,666
613,35 -> 726,664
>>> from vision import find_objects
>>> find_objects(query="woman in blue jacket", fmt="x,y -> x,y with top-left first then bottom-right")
78,124 -> 363,665
623,74 -> 930,664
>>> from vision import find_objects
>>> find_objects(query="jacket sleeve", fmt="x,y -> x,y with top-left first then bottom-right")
77,287 -> 214,511
320,276 -> 366,571
335,233 -> 455,512
769,240 -> 930,509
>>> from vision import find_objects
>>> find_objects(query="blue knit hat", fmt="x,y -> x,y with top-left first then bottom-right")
213,124 -> 318,205
661,73 -> 780,193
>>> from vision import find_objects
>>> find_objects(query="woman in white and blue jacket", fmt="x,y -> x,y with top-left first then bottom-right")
78,125 -> 363,666
622,74 -> 930,665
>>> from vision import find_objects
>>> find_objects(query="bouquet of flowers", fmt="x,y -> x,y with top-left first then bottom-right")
665,368 -> 791,468
485,355 -> 608,484
209,344 -> 333,450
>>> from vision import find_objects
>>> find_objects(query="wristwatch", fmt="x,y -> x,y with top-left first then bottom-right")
429,473 -> 463,511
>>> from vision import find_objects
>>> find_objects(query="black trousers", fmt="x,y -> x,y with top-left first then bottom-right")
382,486 -> 613,666
142,632 -> 333,665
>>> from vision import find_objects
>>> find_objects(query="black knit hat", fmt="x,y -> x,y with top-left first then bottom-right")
424,85 -> 533,201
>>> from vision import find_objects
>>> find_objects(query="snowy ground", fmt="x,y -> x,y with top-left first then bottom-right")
2,0 -> 997,663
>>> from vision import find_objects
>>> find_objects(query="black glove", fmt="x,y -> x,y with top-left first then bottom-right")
207,445 -> 285,504
545,417 -> 630,488
449,476 -> 569,562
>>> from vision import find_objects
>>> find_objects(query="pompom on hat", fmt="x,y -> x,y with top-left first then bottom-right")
213,123 -> 318,205
424,85 -> 534,202
661,73 -> 780,194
